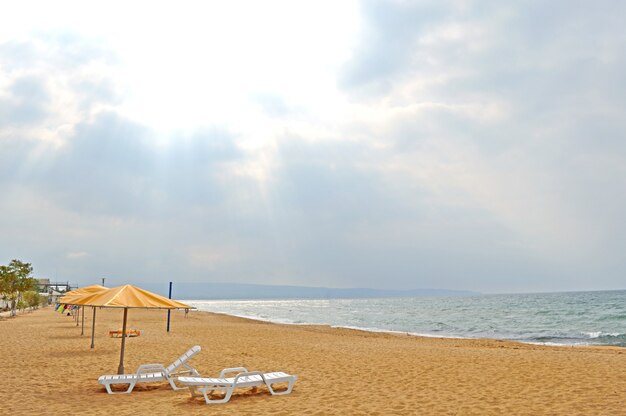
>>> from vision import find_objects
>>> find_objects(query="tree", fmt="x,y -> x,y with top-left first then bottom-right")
22,291 -> 42,310
0,260 -> 36,317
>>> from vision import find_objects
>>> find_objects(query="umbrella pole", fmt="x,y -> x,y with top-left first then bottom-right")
117,308 -> 128,374
81,305 -> 85,336
90,307 -> 97,349
167,281 -> 172,332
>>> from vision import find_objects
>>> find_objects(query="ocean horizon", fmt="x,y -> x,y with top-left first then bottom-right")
186,289 -> 626,347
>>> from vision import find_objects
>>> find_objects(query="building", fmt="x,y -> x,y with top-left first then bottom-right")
37,279 -> 76,294
37,279 -> 76,304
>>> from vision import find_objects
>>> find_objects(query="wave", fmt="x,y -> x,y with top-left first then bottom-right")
582,331 -> 623,339
529,332 -> 626,347
598,313 -> 626,321
186,292 -> 626,348
588,332 -> 626,346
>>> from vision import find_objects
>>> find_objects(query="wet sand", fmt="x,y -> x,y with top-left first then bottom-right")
0,307 -> 624,415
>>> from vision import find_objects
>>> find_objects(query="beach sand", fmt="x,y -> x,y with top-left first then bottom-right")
0,307 -> 624,415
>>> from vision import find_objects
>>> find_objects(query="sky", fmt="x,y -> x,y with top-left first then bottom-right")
1,0 -> 625,294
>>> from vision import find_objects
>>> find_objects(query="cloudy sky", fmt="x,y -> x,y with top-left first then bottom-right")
1,0 -> 625,294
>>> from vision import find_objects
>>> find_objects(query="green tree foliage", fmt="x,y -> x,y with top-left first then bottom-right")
0,259 -> 36,317
22,291 -> 43,310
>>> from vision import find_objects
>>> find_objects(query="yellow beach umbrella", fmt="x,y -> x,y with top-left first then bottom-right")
72,284 -> 192,374
59,284 -> 108,304
58,284 -> 108,337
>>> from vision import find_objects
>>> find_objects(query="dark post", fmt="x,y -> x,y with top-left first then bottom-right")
117,307 -> 128,374
81,305 -> 85,335
90,307 -> 97,349
167,281 -> 172,333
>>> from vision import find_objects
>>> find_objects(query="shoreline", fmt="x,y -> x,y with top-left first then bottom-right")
187,307 -> 626,350
189,309 -> 626,357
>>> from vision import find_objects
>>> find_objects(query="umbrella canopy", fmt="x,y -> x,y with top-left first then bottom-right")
74,284 -> 191,309
58,284 -> 108,305
71,284 -> 192,374
58,285 -> 109,335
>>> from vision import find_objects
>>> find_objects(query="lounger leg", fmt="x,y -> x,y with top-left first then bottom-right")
188,386 -> 201,398
222,387 -> 235,403
167,377 -> 186,391
200,387 -> 211,403
265,378 -> 296,396
125,381 -> 137,394
189,386 -> 201,397
104,381 -> 137,394
199,386 -> 234,404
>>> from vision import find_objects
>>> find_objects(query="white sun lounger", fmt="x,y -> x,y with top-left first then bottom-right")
98,345 -> 201,394
178,367 -> 297,404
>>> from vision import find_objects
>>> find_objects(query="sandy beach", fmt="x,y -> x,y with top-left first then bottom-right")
0,307 -> 624,415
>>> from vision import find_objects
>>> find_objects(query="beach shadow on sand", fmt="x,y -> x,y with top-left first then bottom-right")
47,334 -> 91,339
174,387 -> 279,407
101,383 -> 172,394
45,349 -> 111,358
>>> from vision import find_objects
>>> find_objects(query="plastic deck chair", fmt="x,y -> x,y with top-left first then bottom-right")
98,345 -> 201,394
178,367 -> 297,404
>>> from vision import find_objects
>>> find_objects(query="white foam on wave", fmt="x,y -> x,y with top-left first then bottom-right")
332,325 -> 469,340
526,341 -> 588,347
188,304 -> 328,326
582,331 -> 623,338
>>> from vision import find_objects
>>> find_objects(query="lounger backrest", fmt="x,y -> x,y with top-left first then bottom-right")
166,345 -> 201,374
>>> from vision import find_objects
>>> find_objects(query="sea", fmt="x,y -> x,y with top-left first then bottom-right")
185,290 -> 626,347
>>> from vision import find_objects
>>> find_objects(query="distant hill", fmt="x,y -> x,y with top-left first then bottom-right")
145,282 -> 479,300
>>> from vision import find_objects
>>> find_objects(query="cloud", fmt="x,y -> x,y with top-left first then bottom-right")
328,1 -> 626,291
0,34 -> 121,152
250,92 -> 296,117
0,34 -> 253,283
338,0 -> 450,95
66,251 -> 89,259
1,3 -> 626,293
0,75 -> 51,126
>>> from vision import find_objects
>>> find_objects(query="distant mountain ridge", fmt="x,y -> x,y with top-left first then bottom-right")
146,282 -> 479,300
